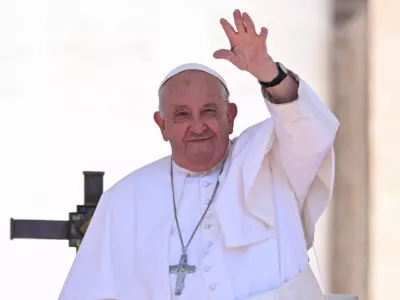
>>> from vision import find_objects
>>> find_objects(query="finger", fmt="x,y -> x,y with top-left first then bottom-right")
259,27 -> 268,40
213,49 -> 240,65
233,9 -> 246,33
213,49 -> 234,60
220,18 -> 236,43
242,12 -> 256,34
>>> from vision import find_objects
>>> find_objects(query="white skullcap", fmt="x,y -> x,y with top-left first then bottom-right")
158,63 -> 230,97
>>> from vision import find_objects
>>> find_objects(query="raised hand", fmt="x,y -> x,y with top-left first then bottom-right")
213,9 -> 277,82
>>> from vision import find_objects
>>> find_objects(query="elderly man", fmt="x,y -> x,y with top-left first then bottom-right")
59,9 -> 340,300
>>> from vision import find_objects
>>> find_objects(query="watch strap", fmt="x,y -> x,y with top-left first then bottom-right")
258,62 -> 288,88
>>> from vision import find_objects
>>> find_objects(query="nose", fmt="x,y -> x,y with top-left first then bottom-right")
189,118 -> 207,134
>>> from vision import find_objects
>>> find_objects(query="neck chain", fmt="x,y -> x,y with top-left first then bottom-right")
169,157 -> 226,296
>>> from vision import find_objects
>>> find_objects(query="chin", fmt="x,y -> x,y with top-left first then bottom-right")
187,156 -> 214,167
185,154 -> 220,171
181,141 -> 227,171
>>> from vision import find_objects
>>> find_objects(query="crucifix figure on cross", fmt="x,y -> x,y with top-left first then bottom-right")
169,253 -> 196,295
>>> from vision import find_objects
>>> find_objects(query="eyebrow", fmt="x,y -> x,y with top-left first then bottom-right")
203,103 -> 219,109
173,103 -> 219,112
173,105 -> 189,111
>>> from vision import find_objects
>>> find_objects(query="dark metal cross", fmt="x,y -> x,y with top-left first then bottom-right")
10,171 -> 104,250
169,253 -> 196,295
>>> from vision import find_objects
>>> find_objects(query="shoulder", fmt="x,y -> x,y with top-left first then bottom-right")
104,155 -> 171,197
240,118 -> 274,139
231,118 -> 275,154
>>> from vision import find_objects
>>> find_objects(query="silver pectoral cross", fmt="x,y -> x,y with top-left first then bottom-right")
169,253 -> 196,295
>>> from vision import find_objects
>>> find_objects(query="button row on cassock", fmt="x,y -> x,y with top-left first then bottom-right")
201,177 -> 220,295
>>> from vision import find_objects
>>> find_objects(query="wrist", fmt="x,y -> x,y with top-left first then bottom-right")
258,62 -> 289,89
255,58 -> 279,82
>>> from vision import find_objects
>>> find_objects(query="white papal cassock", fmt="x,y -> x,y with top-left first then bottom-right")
58,66 -> 340,300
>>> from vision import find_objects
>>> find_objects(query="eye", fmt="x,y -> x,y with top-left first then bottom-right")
176,111 -> 189,117
202,109 -> 217,116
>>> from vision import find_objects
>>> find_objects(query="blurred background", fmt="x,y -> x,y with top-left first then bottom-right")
0,0 -> 398,299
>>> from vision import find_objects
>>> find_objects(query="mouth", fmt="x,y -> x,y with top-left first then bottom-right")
187,136 -> 213,143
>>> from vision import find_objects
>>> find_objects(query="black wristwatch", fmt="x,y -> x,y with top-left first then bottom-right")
258,62 -> 288,88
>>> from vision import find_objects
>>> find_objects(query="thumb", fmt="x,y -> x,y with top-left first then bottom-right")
213,49 -> 237,63
213,49 -> 243,69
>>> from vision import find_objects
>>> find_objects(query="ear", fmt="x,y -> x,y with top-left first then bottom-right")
226,103 -> 238,134
153,111 -> 169,141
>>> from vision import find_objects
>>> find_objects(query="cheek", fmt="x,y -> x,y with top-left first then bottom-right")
205,118 -> 229,135
166,125 -> 189,142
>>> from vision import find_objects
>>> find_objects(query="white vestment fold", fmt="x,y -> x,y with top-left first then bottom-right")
58,79 -> 341,300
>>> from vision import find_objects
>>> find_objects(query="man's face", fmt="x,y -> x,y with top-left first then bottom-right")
154,70 -> 237,172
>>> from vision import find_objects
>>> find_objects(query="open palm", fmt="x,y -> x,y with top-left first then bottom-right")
213,10 -> 272,79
